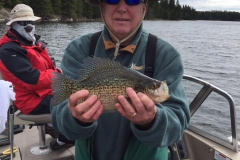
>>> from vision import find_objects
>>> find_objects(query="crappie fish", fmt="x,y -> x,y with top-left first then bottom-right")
51,57 -> 170,111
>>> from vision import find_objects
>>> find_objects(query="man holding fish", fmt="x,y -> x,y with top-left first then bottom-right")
50,0 -> 190,159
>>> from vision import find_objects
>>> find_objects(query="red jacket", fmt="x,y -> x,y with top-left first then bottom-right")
0,29 -> 58,114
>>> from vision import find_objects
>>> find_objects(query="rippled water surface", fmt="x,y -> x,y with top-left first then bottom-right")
1,20 -> 239,141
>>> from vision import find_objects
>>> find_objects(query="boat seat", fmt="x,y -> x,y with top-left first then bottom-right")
15,111 -> 51,124
13,108 -> 53,155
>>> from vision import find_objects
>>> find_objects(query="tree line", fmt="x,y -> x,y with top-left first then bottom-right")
0,0 -> 240,21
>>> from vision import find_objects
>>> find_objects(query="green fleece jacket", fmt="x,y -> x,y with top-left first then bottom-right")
51,25 -> 190,160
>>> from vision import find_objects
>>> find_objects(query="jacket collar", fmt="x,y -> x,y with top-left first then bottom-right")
102,25 -> 143,54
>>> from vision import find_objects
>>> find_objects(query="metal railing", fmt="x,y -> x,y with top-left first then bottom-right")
183,75 -> 238,152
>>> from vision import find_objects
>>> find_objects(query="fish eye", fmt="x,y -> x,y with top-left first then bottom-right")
146,82 -> 158,89
150,83 -> 156,89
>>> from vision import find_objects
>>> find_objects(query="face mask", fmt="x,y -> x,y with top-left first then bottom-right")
12,21 -> 36,44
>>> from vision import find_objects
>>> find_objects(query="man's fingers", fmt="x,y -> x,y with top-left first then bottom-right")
68,90 -> 89,108
125,88 -> 145,113
117,95 -> 136,117
137,92 -> 155,111
81,100 -> 102,119
74,95 -> 98,113
92,105 -> 104,121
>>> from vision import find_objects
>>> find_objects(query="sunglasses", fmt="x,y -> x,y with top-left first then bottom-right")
102,0 -> 145,6
17,21 -> 36,26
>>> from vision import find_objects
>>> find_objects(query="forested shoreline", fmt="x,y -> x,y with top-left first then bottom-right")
0,0 -> 240,21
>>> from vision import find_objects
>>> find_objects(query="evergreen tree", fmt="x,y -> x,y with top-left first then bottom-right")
22,0 -> 30,5
82,0 -> 87,18
197,10 -> 240,21
0,0 -> 4,9
86,4 -> 94,19
169,0 -> 175,9
1,0 -> 239,21
11,0 -> 22,7
61,0 -> 77,20
29,0 -> 53,19
159,0 -> 170,19
161,0 -> 168,9
51,0 -> 61,15
4,0 -> 12,8
82,0 -> 94,19
92,5 -> 100,19
76,0 -> 83,18
175,0 -> 181,19
146,1 -> 159,19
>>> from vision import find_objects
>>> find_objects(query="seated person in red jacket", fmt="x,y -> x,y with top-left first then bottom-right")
0,4 -> 74,150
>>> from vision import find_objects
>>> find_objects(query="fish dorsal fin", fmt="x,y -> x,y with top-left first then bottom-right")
78,57 -> 123,80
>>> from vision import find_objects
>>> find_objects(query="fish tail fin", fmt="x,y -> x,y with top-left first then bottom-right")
50,72 -> 74,106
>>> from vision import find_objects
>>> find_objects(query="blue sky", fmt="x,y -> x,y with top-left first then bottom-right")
179,0 -> 240,12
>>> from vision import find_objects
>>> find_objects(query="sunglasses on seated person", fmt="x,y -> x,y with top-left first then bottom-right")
101,0 -> 145,6
17,21 -> 36,26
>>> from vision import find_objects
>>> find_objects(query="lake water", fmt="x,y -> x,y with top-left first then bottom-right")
0,20 -> 239,142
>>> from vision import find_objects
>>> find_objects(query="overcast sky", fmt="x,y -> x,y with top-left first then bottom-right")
179,0 -> 240,12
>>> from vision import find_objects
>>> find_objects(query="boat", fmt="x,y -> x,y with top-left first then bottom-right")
0,69 -> 239,160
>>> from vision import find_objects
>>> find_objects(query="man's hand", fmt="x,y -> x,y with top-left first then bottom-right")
115,88 -> 157,129
68,90 -> 103,124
